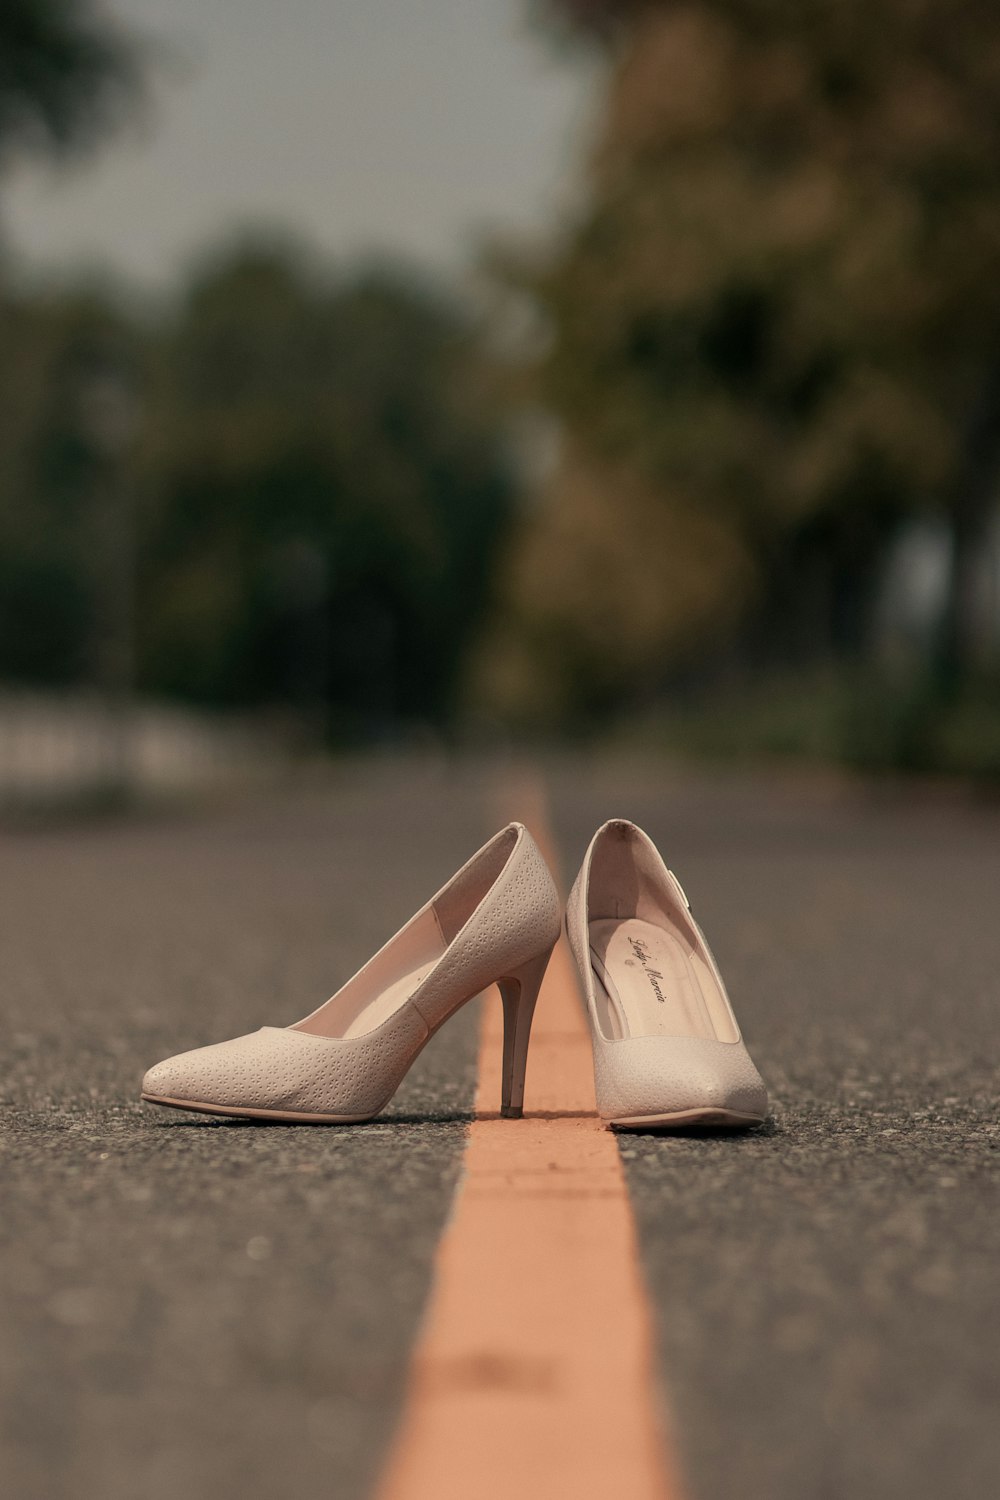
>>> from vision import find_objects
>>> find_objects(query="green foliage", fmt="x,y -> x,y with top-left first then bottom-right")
0,291 -> 121,680
499,0 -> 1000,725
629,666 -> 1000,781
0,243 -> 516,735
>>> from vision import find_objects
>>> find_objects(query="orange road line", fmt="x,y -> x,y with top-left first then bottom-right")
374,779 -> 684,1500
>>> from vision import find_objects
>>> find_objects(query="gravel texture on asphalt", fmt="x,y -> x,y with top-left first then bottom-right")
0,761 -> 496,1500
3,754 -> 998,1500
546,756 -> 1000,1500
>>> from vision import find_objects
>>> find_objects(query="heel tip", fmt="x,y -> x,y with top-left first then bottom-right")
500,1104 -> 523,1120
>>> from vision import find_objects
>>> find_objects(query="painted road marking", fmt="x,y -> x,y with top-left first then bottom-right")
375,786 -> 684,1500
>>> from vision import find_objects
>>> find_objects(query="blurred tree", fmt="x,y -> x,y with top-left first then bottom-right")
0,0 -> 140,166
499,0 -> 1000,720
0,11 -> 512,741
0,0 -> 142,688
137,242 -> 514,735
0,288 -> 141,683
0,245 -> 516,737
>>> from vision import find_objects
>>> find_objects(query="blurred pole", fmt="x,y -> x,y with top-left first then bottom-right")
938,358 -> 1000,693
77,357 -> 141,803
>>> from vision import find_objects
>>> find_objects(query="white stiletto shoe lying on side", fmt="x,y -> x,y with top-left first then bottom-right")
566,819 -> 768,1130
142,823 -> 561,1123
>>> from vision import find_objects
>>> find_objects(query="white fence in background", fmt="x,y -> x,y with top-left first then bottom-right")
0,693 -> 280,805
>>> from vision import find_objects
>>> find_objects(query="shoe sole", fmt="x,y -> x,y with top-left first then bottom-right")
140,1092 -> 376,1124
608,1106 -> 765,1131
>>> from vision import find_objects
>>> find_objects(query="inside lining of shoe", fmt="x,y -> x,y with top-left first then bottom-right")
586,823 -> 738,1044
293,826 -> 519,1040
432,825 -> 518,943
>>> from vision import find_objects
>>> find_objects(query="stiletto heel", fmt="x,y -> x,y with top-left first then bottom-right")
498,944 -> 554,1119
141,824 -> 561,1124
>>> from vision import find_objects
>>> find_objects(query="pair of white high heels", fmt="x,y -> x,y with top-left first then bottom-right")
142,820 -> 768,1129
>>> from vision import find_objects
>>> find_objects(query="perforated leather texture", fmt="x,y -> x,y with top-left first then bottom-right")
414,831 -> 561,1031
590,1033 -> 768,1121
143,824 -> 561,1118
567,820 -> 768,1123
141,1009 -> 430,1117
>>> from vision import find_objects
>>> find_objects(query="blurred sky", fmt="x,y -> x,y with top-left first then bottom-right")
1,0 -> 596,292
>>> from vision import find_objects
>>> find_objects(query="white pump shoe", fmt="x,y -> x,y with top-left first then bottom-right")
566,819 -> 768,1129
142,823 -> 561,1123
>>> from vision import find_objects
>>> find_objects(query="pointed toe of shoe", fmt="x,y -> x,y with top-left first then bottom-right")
140,1032 -> 265,1110
141,1058 -> 174,1099
595,1036 -> 768,1128
141,1045 -> 219,1107
139,1015 -> 432,1119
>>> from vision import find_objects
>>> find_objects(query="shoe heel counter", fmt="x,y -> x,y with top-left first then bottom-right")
511,827 -> 562,957
411,827 -> 560,1032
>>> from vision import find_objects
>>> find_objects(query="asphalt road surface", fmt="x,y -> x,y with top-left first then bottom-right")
1,754 -> 998,1500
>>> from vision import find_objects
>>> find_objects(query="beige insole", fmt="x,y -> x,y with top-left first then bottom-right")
588,917 -> 736,1042
295,904 -> 447,1039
